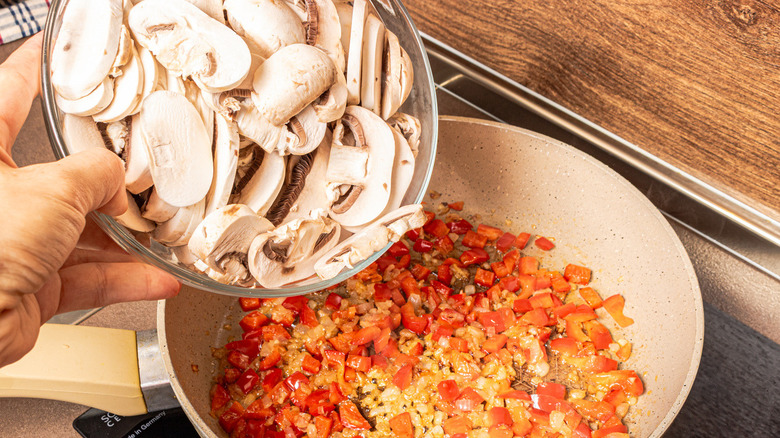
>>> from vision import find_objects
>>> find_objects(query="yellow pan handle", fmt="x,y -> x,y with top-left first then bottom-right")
0,323 -> 148,416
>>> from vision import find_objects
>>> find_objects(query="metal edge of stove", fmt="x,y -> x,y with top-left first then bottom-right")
421,33 -> 780,279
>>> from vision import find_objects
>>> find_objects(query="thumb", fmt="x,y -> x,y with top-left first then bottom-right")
45,147 -> 128,216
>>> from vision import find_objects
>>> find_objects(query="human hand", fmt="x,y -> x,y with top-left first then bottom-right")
0,34 -> 181,367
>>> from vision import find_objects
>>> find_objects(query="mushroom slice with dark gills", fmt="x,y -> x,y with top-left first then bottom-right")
205,114 -> 240,216
51,0 -> 123,101
248,215 -> 341,288
313,69 -> 348,123
233,148 -> 286,216
277,105 -> 328,155
304,0 -> 346,73
129,0 -> 251,93
387,112 -> 421,158
326,105 -> 394,228
314,204 -> 425,280
266,132 -> 332,226
224,0 -> 305,59
140,90 -> 213,208
189,204 -> 274,286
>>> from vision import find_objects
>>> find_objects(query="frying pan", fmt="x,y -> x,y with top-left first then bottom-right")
0,116 -> 704,437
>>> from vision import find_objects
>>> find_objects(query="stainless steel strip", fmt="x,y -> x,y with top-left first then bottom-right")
136,330 -> 179,413
421,33 -> 780,248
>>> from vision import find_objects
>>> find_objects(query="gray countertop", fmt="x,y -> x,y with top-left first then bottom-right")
1,36 -> 779,437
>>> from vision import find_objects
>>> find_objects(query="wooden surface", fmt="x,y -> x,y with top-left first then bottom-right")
405,0 -> 780,219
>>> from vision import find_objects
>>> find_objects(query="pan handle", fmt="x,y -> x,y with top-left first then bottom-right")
0,323 -> 149,416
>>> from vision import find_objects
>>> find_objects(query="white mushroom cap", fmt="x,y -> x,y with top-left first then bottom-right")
314,204 -> 425,280
189,204 -> 274,285
93,45 -> 144,123
152,198 -> 205,246
55,77 -> 114,117
345,0 -> 368,104
205,114 -> 240,216
129,0 -> 252,93
51,0 -> 123,100
235,150 -> 286,215
115,192 -> 155,232
140,90 -> 214,207
360,14 -> 385,115
326,105 -> 394,227
224,0 -> 305,59
248,214 -> 341,288
251,44 -> 337,127
305,0 -> 346,73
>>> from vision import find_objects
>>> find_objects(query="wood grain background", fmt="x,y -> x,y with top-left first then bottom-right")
405,0 -> 780,220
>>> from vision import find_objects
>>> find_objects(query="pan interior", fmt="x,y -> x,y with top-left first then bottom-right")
160,116 -> 703,438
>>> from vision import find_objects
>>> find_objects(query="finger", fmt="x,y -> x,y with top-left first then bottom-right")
62,248 -> 136,268
45,147 -> 128,216
0,33 -> 42,156
52,262 -> 181,316
77,216 -> 127,253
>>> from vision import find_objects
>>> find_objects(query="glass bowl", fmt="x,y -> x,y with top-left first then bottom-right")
40,0 -> 438,297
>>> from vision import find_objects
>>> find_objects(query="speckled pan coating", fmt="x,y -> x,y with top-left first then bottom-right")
158,116 -> 704,438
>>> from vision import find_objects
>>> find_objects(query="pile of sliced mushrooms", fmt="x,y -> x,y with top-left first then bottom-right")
52,0 -> 428,288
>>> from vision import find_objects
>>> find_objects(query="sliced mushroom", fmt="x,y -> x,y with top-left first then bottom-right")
61,114 -> 107,154
140,90 -> 213,207
205,114 -> 240,216
326,105 -> 394,227
344,126 -> 414,233
125,113 -> 154,194
313,70 -> 348,123
224,0 -> 305,59
93,45 -> 144,123
172,244 -> 200,267
314,204 -> 425,280
251,43 -> 337,127
267,133 -> 331,225
277,105 -> 327,156
129,46 -> 160,114
304,0 -> 346,73
399,46 -> 414,108
129,0 -> 251,93
51,0 -> 123,100
142,188 -> 179,222
165,70 -> 187,95
102,118 -> 130,155
334,1 -> 352,68
151,198 -> 205,246
380,30 -> 403,120
345,0 -> 368,104
387,112 -> 420,158
115,191 -> 155,232
189,204 -> 274,285
235,100 -> 283,153
109,25 -> 133,78
234,150 -> 286,215
185,80 -> 215,147
248,214 -> 341,287
184,0 -> 226,24
360,14 -> 385,115
55,77 -> 114,117
236,38 -> 267,91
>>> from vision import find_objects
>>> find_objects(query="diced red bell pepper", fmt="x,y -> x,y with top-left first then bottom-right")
477,224 -> 504,240
603,389 -> 627,408
519,308 -> 551,326
261,324 -> 292,342
488,406 -> 514,426
437,263 -> 453,286
586,321 -> 614,350
413,238 -> 433,253
344,367 -> 357,382
448,201 -> 464,210
302,354 -> 322,374
449,337 -> 469,353
551,275 -> 571,293
564,305 -> 598,323
442,415 -> 472,435
258,347 -> 282,370
424,218 -> 450,238
573,421 -> 594,438
437,379 -> 460,401
529,292 -> 555,309
338,400 -> 371,430
388,241 -> 410,257
239,297 -> 261,311
579,287 -> 603,309
284,371 -> 310,392
591,370 -> 644,397
592,425 -> 628,438
495,232 -> 516,252
564,264 -> 592,285
219,401 -> 245,433
210,384 -> 231,411
603,294 -> 635,327
225,338 -> 261,358
245,400 -> 275,420
475,268 -> 496,287
282,295 -> 308,313
262,368 -> 283,392
512,418 -> 533,436
405,227 -> 421,241
462,230 -> 488,248
328,332 -> 355,353
411,263 -> 432,281
324,292 -> 343,310
550,337 -> 579,356
513,298 -> 533,313
454,387 -> 485,412
237,369 -> 260,394
566,320 -> 590,343
535,236 -> 555,250
483,334 -> 508,353
346,355 -> 372,373
502,249 -> 520,272
490,261 -> 511,278
478,308 -> 515,333
227,350 -> 251,370
537,381 -> 566,399
434,235 -> 455,254
553,302 -> 577,319
400,275 -> 421,297
353,325 -> 382,345
389,412 -> 414,438
460,248 -> 490,266
401,303 -> 428,334
519,257 -> 539,275
448,219 -> 473,234
323,349 -> 346,369
312,415 -> 334,438
488,425 -> 513,438
393,363 -> 414,390
300,305 -> 319,328
500,390 -> 531,401
376,255 -> 399,273
584,355 -> 619,373
513,232 -> 531,249
498,275 -> 520,293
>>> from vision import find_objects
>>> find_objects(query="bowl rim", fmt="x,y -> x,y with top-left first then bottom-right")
40,0 -> 439,297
